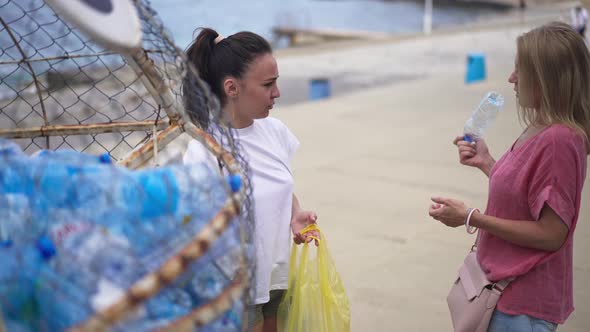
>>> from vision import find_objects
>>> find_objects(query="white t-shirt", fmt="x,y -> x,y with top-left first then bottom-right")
183,117 -> 299,304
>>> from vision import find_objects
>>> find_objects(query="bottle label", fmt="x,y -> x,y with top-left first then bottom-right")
50,222 -> 93,246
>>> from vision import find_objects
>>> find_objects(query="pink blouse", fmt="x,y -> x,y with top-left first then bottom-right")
477,124 -> 587,324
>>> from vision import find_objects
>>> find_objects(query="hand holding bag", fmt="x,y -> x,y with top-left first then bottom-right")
277,224 -> 350,332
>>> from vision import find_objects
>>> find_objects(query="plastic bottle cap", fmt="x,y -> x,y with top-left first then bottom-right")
463,135 -> 475,144
99,153 -> 112,164
486,91 -> 504,107
227,174 -> 242,193
37,236 -> 56,260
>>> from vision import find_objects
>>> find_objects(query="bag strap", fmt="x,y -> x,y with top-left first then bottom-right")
469,230 -> 480,252
494,279 -> 512,292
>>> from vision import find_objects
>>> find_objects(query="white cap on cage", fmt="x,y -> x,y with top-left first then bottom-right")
45,0 -> 142,52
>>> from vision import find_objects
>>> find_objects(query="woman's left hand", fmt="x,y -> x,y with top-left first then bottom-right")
428,197 -> 469,228
291,210 -> 319,246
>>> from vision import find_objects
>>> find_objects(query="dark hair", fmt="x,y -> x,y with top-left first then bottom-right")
186,28 -> 272,107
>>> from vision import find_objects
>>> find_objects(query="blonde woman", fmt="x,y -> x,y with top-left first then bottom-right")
429,22 -> 589,331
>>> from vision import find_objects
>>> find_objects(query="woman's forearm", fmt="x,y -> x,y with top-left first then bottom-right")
291,194 -> 301,220
470,210 -> 568,252
481,158 -> 496,177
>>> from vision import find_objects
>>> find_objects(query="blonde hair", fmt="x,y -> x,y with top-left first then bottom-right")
516,21 -> 590,153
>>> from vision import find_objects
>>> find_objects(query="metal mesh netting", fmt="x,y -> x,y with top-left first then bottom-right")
0,0 -> 238,157
1,0 -> 157,156
0,0 -> 256,330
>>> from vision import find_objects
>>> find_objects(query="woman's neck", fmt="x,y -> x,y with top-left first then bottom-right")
513,124 -> 548,150
222,105 -> 253,129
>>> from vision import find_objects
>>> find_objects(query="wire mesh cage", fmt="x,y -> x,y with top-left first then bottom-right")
0,0 -> 256,331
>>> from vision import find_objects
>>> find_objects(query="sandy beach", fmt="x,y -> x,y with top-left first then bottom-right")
269,2 -> 590,331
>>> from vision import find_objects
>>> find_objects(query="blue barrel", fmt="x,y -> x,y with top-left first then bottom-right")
465,53 -> 486,84
309,78 -> 331,100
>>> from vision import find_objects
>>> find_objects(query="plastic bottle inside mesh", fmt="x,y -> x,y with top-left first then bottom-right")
463,91 -> 504,143
0,194 -> 31,245
0,145 -> 239,331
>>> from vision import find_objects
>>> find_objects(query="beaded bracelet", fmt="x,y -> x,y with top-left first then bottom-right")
465,207 -> 480,234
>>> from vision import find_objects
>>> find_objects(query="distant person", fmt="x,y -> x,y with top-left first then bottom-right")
429,22 -> 589,331
183,28 -> 319,332
571,6 -> 588,37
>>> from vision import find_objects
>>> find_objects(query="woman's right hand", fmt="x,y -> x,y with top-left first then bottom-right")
453,136 -> 495,176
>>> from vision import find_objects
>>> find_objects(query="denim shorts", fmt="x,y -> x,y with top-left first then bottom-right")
488,310 -> 558,332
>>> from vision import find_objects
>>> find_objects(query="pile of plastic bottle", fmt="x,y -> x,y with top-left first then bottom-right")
0,139 -> 245,331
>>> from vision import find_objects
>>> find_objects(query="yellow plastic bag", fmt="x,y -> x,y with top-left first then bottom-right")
277,224 -> 350,332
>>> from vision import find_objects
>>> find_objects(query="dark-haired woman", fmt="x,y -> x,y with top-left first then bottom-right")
182,28 -> 318,332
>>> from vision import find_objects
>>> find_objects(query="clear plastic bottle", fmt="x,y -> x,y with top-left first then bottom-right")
200,301 -> 244,332
0,153 -> 32,196
0,240 -> 49,331
1,143 -> 237,331
0,139 -> 25,157
188,263 -> 228,302
463,91 -> 504,143
0,194 -> 32,245
145,287 -> 193,320
36,226 -> 140,331
120,164 -> 229,255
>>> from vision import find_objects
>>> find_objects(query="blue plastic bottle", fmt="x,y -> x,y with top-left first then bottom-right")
34,149 -> 111,165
